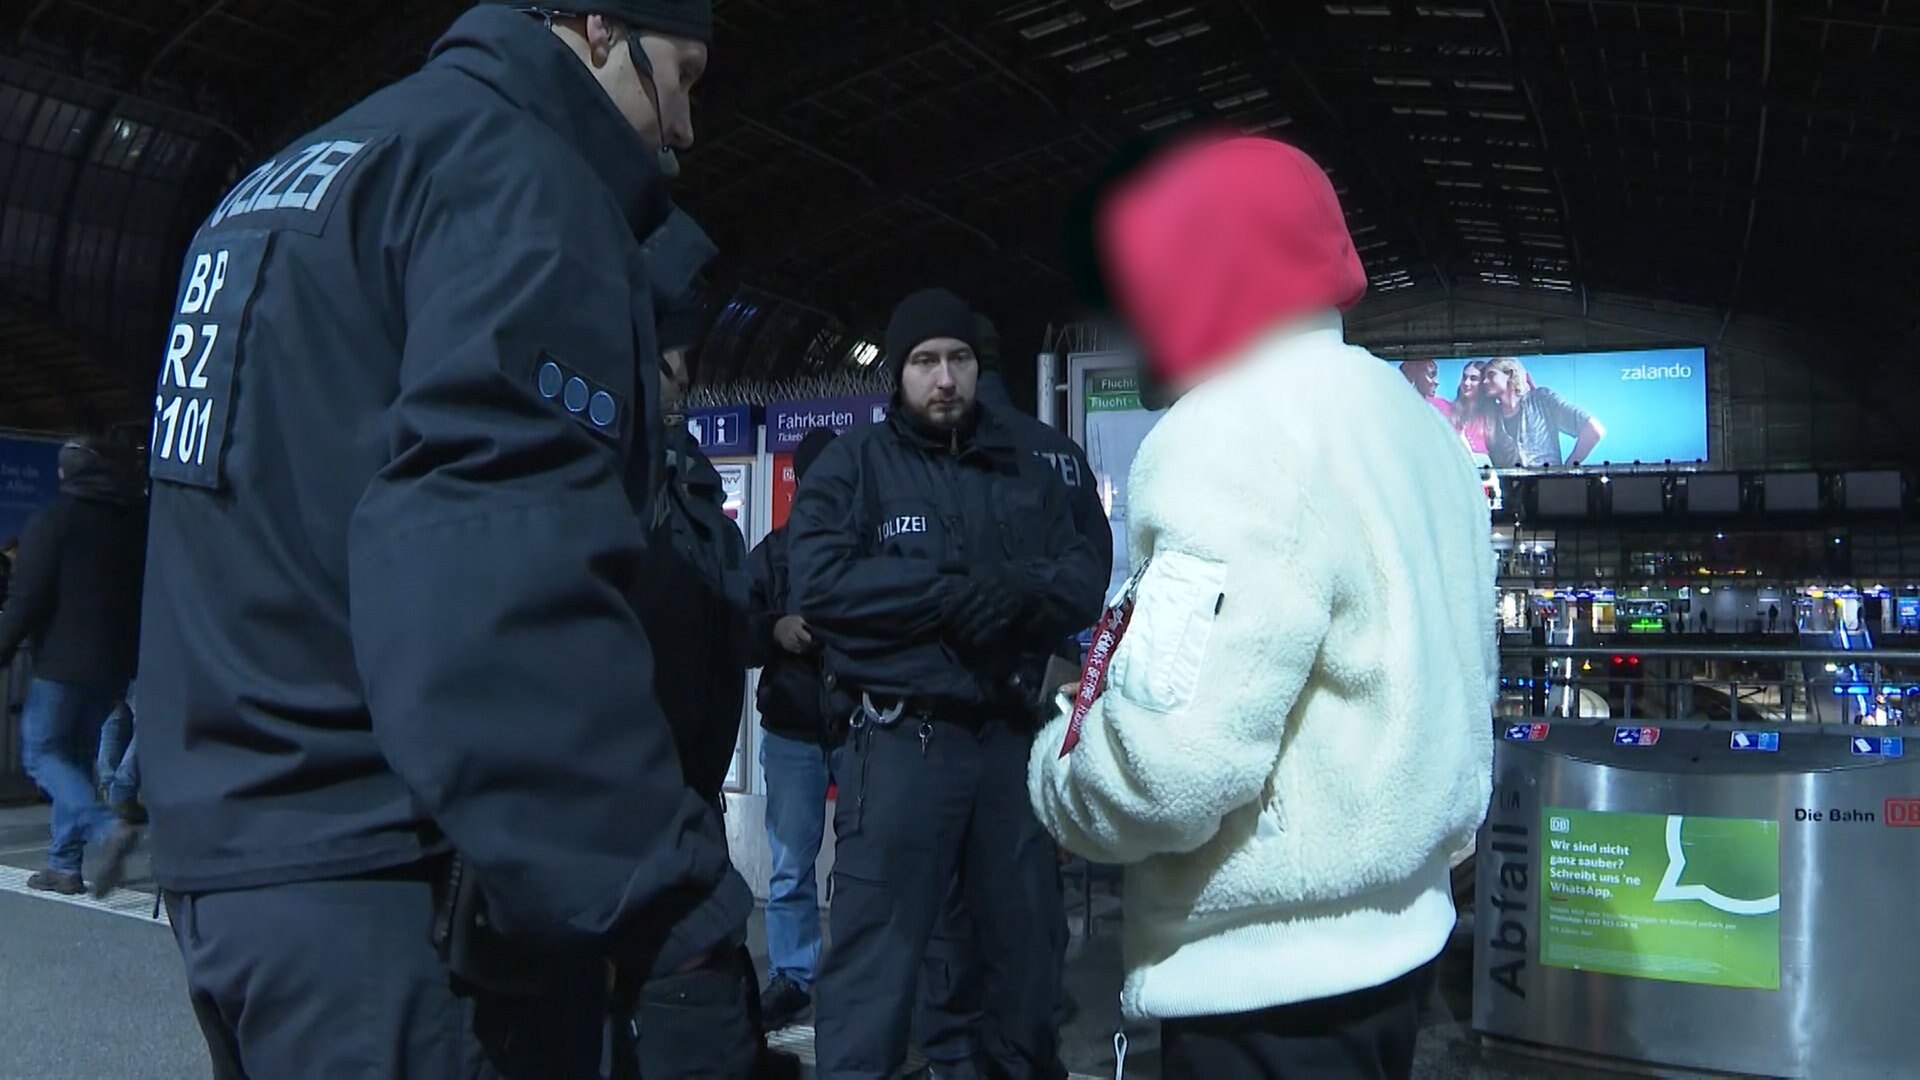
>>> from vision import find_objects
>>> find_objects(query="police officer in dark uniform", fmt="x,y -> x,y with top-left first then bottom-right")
138,3 -> 750,1076
914,314 -> 1111,1077
616,204 -> 797,1078
971,315 -> 1111,550
790,289 -> 1106,1080
634,205 -> 751,807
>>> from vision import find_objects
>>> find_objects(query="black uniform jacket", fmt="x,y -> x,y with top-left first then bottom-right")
787,404 -> 1106,713
975,371 -> 1113,584
137,6 -> 747,966
641,429 -> 750,802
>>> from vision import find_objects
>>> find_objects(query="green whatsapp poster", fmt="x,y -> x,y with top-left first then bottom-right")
1541,807 -> 1780,990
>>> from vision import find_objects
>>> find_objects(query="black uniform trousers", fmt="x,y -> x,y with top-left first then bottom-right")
916,867 -> 1079,1076
1159,962 -> 1435,1080
165,867 -> 606,1079
814,716 -> 1067,1080
913,879 -> 987,1074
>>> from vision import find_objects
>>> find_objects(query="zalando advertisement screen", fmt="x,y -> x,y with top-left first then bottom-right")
1411,347 -> 1707,469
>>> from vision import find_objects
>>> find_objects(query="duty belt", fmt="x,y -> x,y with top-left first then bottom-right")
855,692 -> 1003,731
856,692 -> 940,760
856,692 -> 906,730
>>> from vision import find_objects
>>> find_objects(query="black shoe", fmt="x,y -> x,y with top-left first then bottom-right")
113,798 -> 149,825
907,1067 -> 980,1080
758,976 -> 811,1031
26,869 -> 85,895
1055,988 -> 1080,1029
90,823 -> 141,899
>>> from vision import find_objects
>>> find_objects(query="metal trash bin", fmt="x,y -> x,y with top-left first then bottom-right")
1475,719 -> 1919,1077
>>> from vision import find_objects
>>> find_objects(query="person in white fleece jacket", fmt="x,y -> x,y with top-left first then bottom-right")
1031,134 -> 1497,1080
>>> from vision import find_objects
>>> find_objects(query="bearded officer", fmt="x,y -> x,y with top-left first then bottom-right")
913,314 -> 1111,1076
790,289 -> 1104,1079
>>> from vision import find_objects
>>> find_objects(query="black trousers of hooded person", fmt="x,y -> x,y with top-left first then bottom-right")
1159,962 -> 1435,1080
165,867 -> 607,1080
814,716 -> 1068,1080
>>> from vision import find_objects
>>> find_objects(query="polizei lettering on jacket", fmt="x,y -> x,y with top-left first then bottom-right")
878,515 -> 929,544
1486,819 -> 1530,998
207,138 -> 372,231
1035,450 -> 1084,490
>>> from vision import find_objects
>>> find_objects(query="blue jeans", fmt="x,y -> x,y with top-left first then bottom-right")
760,730 -> 846,990
19,678 -> 125,874
97,693 -> 139,805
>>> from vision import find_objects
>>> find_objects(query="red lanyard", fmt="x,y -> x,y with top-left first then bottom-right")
1059,562 -> 1148,758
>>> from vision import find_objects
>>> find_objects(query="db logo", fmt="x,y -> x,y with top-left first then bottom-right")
1884,798 -> 1920,827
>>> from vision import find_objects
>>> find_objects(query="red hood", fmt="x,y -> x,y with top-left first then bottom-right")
1096,136 -> 1366,385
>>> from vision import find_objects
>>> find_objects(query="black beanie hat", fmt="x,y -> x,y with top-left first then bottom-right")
884,288 -> 977,380
483,1 -> 713,44
793,427 -> 838,482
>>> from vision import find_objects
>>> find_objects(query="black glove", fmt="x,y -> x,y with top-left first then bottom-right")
941,568 -> 1027,653
1015,600 -> 1066,647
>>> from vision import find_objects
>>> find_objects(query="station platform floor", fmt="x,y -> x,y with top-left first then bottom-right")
0,802 -> 1626,1079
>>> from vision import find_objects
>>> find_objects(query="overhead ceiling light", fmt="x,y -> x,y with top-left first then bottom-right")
1066,48 -> 1127,72
1020,12 -> 1087,39
1239,115 -> 1294,134
1146,21 -> 1211,46
1213,88 -> 1272,109
1141,109 -> 1195,131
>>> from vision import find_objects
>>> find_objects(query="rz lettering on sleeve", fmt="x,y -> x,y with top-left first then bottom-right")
151,231 -> 271,491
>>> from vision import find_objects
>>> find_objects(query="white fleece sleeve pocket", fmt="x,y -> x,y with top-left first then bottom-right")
1109,549 -> 1228,714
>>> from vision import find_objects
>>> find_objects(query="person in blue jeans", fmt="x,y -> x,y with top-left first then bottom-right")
0,438 -> 147,897
746,427 -> 847,1030
96,690 -> 144,821
20,680 -> 135,893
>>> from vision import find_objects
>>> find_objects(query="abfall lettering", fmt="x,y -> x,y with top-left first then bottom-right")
1486,820 -> 1529,998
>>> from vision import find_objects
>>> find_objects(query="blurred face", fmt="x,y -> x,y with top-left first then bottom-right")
660,348 -> 689,423
566,17 -> 707,153
1402,360 -> 1438,398
900,338 -> 978,431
